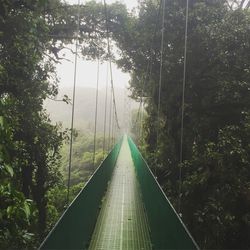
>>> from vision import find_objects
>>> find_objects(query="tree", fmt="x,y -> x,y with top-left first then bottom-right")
0,0 -> 65,245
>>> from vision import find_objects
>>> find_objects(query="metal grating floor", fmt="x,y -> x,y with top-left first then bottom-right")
88,136 -> 152,250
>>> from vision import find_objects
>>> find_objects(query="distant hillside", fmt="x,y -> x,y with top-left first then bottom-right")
44,86 -> 138,132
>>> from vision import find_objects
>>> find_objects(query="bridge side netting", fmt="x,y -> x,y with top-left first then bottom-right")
40,140 -> 122,250
127,136 -> 199,250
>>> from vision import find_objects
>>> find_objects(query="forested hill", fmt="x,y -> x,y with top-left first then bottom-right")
44,87 -> 138,130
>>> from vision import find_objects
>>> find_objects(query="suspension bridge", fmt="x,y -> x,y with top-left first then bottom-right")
40,135 -> 198,249
40,0 -> 200,249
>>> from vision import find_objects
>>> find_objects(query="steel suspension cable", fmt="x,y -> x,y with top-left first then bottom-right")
178,0 -> 189,214
108,60 -> 119,129
93,53 -> 100,168
103,62 -> 109,157
135,0 -> 162,123
103,0 -> 120,130
111,106 -> 115,146
108,85 -> 113,150
135,100 -> 143,125
135,0 -> 163,143
139,102 -> 144,145
67,0 -> 81,206
156,0 -> 166,147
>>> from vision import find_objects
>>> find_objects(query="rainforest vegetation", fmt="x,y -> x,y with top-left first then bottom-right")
0,0 -> 250,249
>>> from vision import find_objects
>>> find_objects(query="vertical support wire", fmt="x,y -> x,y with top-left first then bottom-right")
139,102 -> 144,147
67,0 -> 81,206
178,0 -> 189,214
135,0 -> 162,142
103,0 -> 120,129
108,85 -> 113,150
154,0 -> 166,177
156,0 -> 166,147
103,62 -> 109,158
93,53 -> 100,169
111,106 -> 115,146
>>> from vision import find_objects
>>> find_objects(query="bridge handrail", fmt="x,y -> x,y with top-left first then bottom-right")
39,139 -> 122,250
127,136 -> 199,250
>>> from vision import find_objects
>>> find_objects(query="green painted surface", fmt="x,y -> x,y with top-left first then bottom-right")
127,136 -> 199,250
89,135 -> 152,250
40,135 -> 199,250
39,140 -> 122,250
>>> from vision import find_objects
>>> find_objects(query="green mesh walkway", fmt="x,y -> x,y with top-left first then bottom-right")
40,135 -> 199,250
89,136 -> 152,249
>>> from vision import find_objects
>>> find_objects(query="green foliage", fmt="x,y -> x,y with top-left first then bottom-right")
182,123 -> 250,248
0,184 -> 36,249
60,130 -> 107,186
0,115 -> 36,249
1,0 -> 249,248
0,0 -> 66,247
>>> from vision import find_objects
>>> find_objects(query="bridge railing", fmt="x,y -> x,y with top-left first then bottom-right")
127,136 -> 199,250
40,139 -> 122,250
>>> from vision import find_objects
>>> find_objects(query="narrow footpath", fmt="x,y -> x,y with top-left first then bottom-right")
89,136 -> 152,250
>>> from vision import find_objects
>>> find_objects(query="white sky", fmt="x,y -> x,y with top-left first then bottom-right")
57,0 -> 139,91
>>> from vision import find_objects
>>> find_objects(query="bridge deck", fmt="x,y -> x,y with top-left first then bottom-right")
89,136 -> 152,250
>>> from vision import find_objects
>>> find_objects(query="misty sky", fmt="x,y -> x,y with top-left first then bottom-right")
57,0 -> 139,91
